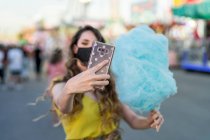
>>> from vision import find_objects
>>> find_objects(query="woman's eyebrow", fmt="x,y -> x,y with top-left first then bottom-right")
82,39 -> 89,42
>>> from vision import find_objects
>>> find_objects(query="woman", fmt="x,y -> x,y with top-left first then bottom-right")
50,25 -> 164,140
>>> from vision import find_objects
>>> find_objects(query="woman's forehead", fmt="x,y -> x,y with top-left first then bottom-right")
80,31 -> 97,40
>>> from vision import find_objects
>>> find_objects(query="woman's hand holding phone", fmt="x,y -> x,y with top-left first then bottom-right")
64,60 -> 110,95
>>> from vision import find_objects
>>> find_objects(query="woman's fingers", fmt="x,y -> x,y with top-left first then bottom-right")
152,114 -> 159,120
90,60 -> 109,73
154,116 -> 162,126
150,119 -> 161,129
90,80 -> 109,86
92,74 -> 110,80
156,117 -> 164,132
66,61 -> 110,94
150,121 -> 157,128
150,111 -> 164,132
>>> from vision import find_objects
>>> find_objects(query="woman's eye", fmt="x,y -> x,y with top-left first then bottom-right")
82,42 -> 88,45
82,43 -> 88,45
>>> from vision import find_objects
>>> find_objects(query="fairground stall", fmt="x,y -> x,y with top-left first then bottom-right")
172,0 -> 210,72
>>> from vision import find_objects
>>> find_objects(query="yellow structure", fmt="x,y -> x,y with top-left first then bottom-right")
173,0 -> 187,7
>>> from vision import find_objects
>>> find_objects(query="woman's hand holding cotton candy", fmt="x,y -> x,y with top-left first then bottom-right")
147,110 -> 164,132
64,60 -> 110,94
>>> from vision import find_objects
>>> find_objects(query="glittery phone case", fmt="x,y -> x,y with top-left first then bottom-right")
88,41 -> 115,75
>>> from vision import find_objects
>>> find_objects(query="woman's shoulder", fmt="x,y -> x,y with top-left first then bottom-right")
53,82 -> 65,90
51,82 -> 66,103
52,82 -> 65,95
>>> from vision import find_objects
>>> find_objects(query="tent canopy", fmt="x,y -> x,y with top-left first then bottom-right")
172,0 -> 210,20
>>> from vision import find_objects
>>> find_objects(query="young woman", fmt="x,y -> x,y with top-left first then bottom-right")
49,25 -> 164,140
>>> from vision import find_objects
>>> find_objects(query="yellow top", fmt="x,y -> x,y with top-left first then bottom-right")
54,95 -> 118,140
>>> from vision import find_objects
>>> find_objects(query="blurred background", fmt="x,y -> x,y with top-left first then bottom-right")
0,0 -> 209,140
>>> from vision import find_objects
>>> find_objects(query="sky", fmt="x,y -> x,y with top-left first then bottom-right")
0,0 -> 172,34
0,0 -> 68,33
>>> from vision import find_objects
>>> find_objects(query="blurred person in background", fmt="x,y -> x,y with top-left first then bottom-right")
45,48 -> 66,126
48,25 -> 164,140
7,45 -> 24,90
21,46 -> 31,81
0,44 -> 6,87
46,48 -> 66,83
33,42 -> 43,80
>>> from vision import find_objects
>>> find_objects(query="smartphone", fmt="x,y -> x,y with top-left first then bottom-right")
88,41 -> 115,75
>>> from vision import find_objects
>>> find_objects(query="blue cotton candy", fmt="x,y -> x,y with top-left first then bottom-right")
111,25 -> 177,113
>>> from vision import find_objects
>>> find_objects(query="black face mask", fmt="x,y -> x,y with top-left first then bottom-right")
75,47 -> 92,63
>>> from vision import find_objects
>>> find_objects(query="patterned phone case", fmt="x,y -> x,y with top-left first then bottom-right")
88,41 -> 115,75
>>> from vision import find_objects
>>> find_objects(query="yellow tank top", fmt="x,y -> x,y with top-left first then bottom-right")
54,95 -> 118,140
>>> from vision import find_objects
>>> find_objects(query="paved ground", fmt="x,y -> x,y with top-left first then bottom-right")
0,70 -> 209,140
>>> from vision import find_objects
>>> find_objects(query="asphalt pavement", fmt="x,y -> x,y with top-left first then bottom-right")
0,70 -> 209,140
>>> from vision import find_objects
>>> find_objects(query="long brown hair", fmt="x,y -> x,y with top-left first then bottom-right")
50,25 -> 122,129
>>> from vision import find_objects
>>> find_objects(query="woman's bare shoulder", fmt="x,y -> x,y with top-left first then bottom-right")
52,82 -> 65,90
52,82 -> 65,97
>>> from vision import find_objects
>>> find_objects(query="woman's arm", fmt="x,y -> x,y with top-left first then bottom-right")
52,82 -> 74,114
121,104 -> 164,131
52,60 -> 111,114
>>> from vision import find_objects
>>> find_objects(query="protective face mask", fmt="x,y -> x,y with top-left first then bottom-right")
75,47 -> 92,63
